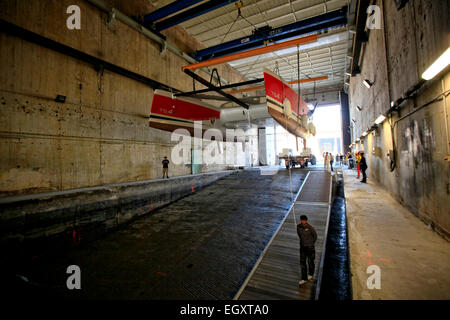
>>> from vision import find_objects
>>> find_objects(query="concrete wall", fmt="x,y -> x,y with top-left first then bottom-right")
348,0 -> 450,239
0,0 -> 249,196
0,170 -> 237,255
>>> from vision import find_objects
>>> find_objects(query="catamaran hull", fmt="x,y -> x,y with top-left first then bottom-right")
263,68 -> 311,140
149,89 -> 220,135
149,70 -> 315,140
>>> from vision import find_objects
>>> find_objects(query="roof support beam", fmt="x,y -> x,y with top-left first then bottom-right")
153,0 -> 238,32
183,34 -> 318,71
183,69 -> 250,109
194,7 -> 347,61
175,78 -> 264,97
143,0 -> 203,25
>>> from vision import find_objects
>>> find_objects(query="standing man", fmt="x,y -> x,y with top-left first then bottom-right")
329,153 -> 334,172
359,152 -> 367,183
356,152 -> 361,179
297,215 -> 318,285
323,152 -> 329,171
348,152 -> 354,169
162,156 -> 170,179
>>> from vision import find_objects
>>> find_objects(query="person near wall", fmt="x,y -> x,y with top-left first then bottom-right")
329,153 -> 334,172
297,215 -> 318,285
359,152 -> 368,183
348,152 -> 354,169
356,152 -> 361,179
323,152 -> 329,171
162,156 -> 170,179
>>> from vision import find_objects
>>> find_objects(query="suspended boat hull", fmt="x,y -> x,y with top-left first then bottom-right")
149,69 -> 314,139
263,68 -> 310,139
149,89 -> 220,135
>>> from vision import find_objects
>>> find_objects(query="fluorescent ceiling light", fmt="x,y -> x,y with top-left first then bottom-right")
422,47 -> 450,80
363,79 -> 372,88
374,114 -> 386,125
356,138 -> 360,142
362,131 -> 368,136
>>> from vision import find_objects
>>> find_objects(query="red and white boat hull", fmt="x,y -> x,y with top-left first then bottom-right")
149,89 -> 221,135
263,68 -> 311,139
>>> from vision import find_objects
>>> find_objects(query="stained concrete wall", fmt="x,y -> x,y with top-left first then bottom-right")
0,0 -> 250,195
348,0 -> 450,239
0,170 -> 237,256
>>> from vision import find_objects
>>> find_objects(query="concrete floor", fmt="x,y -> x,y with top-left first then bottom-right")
344,168 -> 450,300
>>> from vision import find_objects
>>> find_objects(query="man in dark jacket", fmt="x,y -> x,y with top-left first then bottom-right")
359,152 -> 367,183
162,156 -> 170,179
297,215 -> 318,285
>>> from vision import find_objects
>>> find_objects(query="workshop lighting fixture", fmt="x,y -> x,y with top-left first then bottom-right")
362,131 -> 368,136
422,46 -> 450,80
374,114 -> 386,125
363,79 -> 373,88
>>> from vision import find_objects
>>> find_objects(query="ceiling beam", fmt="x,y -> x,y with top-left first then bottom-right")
153,0 -> 238,32
194,7 -> 347,61
183,34 -> 318,71
142,0 -> 203,25
183,69 -> 250,109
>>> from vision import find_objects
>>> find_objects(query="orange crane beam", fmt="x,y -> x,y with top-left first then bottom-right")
226,76 -> 328,94
182,34 -> 318,72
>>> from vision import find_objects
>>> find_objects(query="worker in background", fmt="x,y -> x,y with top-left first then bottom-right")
356,152 -> 361,179
329,153 -> 334,172
297,215 -> 317,286
162,156 -> 170,179
348,152 -> 354,169
285,158 -> 290,170
360,152 -> 368,183
323,152 -> 329,171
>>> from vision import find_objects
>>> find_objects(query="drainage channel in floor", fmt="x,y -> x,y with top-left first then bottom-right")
319,171 -> 352,300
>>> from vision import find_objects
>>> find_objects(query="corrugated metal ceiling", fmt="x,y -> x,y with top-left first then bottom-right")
149,0 -> 353,93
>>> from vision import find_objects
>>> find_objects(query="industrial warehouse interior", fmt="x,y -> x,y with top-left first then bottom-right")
1,0 -> 449,313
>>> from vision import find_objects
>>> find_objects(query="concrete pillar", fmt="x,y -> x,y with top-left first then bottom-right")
340,90 -> 351,154
274,124 -> 278,165
258,127 -> 267,165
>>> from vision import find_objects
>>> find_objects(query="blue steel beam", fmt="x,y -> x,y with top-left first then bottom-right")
143,0 -> 203,24
153,0 -> 238,32
194,7 -> 348,61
